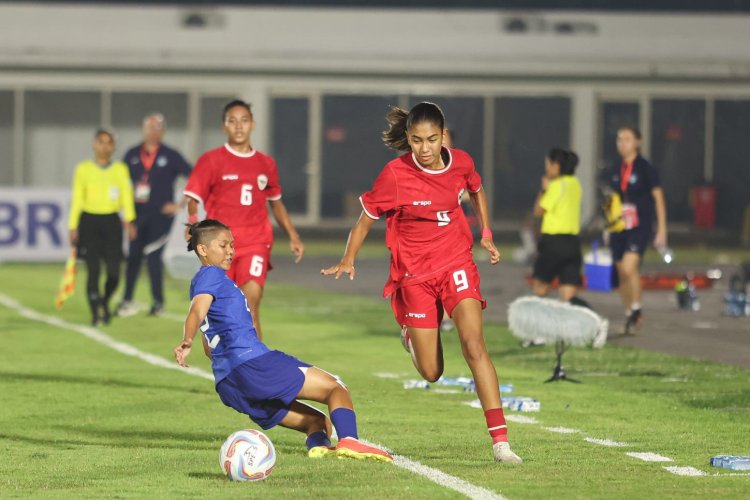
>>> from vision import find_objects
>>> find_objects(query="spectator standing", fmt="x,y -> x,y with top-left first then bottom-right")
117,113 -> 192,317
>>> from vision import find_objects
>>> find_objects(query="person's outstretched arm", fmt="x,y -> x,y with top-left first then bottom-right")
320,212 -> 376,280
174,294 -> 212,367
469,187 -> 501,265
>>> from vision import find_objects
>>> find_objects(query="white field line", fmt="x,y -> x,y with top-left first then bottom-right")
584,437 -> 630,447
663,466 -> 708,477
543,427 -> 581,434
0,293 -> 506,500
626,452 -> 673,462
0,293 -> 213,382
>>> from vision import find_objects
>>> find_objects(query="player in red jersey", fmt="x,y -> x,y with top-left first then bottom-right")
184,100 -> 303,340
321,102 -> 522,463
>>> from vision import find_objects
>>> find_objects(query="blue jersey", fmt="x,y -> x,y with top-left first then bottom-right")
190,265 -> 270,383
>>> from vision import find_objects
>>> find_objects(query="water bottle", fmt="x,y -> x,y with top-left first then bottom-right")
711,455 -> 750,470
403,380 -> 430,390
657,246 -> 673,264
501,396 -> 540,412
675,276 -> 700,311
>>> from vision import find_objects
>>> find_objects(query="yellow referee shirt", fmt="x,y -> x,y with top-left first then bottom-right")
539,175 -> 582,235
68,159 -> 136,229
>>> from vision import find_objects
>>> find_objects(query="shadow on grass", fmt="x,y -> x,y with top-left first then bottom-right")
0,371 -> 212,394
188,471 -> 226,480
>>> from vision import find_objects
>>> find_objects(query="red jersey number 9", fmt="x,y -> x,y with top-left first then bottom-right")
241,184 -> 253,206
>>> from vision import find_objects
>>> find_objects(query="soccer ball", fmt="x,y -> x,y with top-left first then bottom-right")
219,429 -> 276,481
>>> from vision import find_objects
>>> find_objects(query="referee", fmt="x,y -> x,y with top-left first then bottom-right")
68,128 -> 136,326
532,148 -> 583,302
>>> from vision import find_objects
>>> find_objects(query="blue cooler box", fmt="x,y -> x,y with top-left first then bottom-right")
585,263 -> 613,292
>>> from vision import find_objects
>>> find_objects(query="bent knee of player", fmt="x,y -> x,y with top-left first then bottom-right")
417,363 -> 443,383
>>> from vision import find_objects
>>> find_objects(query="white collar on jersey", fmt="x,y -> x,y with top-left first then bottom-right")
224,143 -> 257,158
412,147 -> 452,175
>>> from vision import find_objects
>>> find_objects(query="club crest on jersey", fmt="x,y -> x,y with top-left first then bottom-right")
257,174 -> 268,190
157,156 -> 167,167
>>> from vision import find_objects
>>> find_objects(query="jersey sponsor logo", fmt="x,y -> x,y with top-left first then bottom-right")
257,174 -> 268,190
407,312 -> 427,319
157,156 -> 167,167
222,174 -> 239,180
412,200 -> 432,206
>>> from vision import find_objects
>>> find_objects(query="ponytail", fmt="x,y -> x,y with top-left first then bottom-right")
382,106 -> 410,151
382,102 -> 446,152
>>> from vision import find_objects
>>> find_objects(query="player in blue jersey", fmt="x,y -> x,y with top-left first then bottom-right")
174,219 -> 391,462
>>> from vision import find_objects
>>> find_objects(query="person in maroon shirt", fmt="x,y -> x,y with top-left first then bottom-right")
184,100 -> 304,340
322,102 -> 522,464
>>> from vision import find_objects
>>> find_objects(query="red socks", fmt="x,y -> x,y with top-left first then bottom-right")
484,408 -> 508,444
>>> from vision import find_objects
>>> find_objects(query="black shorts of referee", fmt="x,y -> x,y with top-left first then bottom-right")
532,234 -> 582,286
77,212 -> 123,263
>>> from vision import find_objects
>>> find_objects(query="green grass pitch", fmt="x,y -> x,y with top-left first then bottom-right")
0,262 -> 748,499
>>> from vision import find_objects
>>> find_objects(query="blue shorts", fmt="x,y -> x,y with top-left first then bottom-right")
215,350 -> 311,430
609,228 -> 653,262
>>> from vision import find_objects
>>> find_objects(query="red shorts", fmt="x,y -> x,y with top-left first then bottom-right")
227,244 -> 272,288
391,261 -> 486,329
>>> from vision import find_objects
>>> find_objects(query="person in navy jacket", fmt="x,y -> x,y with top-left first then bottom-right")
117,113 -> 192,317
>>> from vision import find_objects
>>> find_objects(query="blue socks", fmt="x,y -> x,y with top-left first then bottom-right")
305,431 -> 331,450
330,408 -> 358,440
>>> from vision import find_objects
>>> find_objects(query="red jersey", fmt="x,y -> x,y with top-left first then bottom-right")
360,147 -> 482,297
184,144 -> 282,247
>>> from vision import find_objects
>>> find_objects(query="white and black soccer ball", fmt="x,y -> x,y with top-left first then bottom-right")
219,429 -> 276,481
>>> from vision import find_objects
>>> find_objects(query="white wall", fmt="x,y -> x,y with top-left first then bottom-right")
0,3 -> 749,79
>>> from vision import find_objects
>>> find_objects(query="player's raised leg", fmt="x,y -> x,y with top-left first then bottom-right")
294,367 -> 392,462
452,298 -> 522,464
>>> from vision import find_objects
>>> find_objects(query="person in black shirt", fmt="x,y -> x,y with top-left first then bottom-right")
117,113 -> 192,317
608,126 -> 668,335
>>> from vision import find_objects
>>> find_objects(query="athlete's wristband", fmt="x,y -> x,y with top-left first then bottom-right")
482,228 -> 493,240
187,214 -> 199,224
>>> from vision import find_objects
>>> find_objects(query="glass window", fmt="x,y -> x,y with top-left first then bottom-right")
24,91 -> 101,187
199,95 -> 238,154
322,94 -> 398,218
493,97 -> 571,219
0,91 -> 13,185
650,99 -> 705,223
714,100 -> 750,231
112,92 -> 189,161
271,98 -> 309,214
408,96 -> 484,167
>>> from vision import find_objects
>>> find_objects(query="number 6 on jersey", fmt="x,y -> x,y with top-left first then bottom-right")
249,255 -> 264,277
